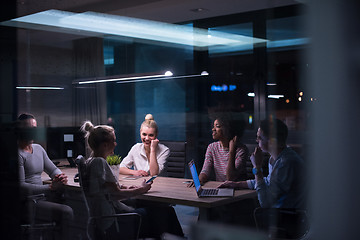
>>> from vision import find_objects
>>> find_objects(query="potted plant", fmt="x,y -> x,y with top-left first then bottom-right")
106,155 -> 122,181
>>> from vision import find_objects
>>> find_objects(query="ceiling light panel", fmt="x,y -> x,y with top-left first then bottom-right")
2,9 -> 267,50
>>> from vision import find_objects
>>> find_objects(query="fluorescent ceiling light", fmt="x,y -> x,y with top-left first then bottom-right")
74,71 -> 211,85
116,73 -> 207,84
1,10 -> 267,50
16,86 -> 64,90
267,38 -> 309,49
75,71 -> 173,85
74,70 -> 211,85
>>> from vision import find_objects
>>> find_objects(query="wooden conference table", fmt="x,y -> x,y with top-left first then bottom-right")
43,167 -> 257,220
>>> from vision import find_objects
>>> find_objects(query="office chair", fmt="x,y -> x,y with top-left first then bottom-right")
161,141 -> 187,178
20,194 -> 57,240
77,156 -> 142,240
253,207 -> 310,240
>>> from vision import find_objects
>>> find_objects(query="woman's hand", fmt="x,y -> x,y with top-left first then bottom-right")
150,138 -> 159,151
218,181 -> 238,189
133,170 -> 149,176
229,136 -> 237,153
250,146 -> 263,169
199,173 -> 207,186
218,180 -> 248,189
149,139 -> 160,176
110,181 -> 151,199
138,179 -> 152,194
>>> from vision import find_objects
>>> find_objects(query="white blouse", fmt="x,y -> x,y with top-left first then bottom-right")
120,143 -> 169,176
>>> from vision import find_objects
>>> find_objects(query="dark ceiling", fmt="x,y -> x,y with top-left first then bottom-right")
17,0 -> 300,23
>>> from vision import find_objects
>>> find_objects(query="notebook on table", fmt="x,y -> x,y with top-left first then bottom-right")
188,160 -> 234,197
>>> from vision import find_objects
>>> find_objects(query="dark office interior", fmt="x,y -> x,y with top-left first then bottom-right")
1,0 -> 360,239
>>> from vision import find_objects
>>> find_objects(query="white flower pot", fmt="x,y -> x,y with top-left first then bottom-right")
110,164 -> 120,181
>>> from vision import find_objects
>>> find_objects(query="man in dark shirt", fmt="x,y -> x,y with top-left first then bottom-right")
220,118 -> 308,238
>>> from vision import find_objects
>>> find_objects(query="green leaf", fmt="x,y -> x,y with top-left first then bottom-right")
106,155 -> 122,165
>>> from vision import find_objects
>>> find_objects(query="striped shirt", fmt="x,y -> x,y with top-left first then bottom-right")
200,141 -> 248,182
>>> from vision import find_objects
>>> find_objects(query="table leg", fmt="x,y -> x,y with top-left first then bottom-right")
198,207 -> 210,221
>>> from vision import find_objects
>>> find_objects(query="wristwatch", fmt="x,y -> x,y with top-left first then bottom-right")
252,167 -> 263,175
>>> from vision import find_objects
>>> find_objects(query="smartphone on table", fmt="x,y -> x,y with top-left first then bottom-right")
146,175 -> 157,183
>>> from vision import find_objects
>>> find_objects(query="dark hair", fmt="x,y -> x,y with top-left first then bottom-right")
17,113 -> 36,142
259,118 -> 288,144
211,112 -> 246,141
18,113 -> 35,121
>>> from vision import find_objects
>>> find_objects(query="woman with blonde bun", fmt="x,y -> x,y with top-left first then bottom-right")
80,121 -> 152,238
81,120 -> 183,238
80,121 -> 152,198
120,114 -> 169,176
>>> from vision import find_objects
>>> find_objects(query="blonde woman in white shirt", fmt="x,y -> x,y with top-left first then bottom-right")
120,114 -> 169,176
118,115 -> 184,237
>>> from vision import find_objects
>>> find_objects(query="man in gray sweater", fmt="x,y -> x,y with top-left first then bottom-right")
18,113 -> 73,240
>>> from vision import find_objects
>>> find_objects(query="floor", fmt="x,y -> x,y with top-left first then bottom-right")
172,205 -> 265,240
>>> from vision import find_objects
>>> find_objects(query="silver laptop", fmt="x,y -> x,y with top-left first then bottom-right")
188,160 -> 234,197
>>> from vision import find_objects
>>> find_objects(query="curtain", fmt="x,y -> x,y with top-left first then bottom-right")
72,37 -> 107,127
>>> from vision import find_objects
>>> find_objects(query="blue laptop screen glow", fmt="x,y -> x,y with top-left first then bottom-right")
189,161 -> 201,192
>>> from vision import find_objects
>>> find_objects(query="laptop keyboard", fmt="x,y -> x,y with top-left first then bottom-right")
201,188 -> 219,196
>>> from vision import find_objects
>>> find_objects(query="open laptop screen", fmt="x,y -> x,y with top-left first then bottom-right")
188,160 -> 201,192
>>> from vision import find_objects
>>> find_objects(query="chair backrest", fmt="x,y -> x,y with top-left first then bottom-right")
20,194 -> 57,239
89,213 -> 142,240
77,156 -> 142,240
254,207 -> 310,239
161,141 -> 187,178
76,156 -> 92,222
77,156 -> 90,196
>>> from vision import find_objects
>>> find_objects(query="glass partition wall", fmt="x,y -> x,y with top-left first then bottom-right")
1,2 -> 309,239
101,5 -> 309,165
11,5 -> 309,156
12,5 -> 309,163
